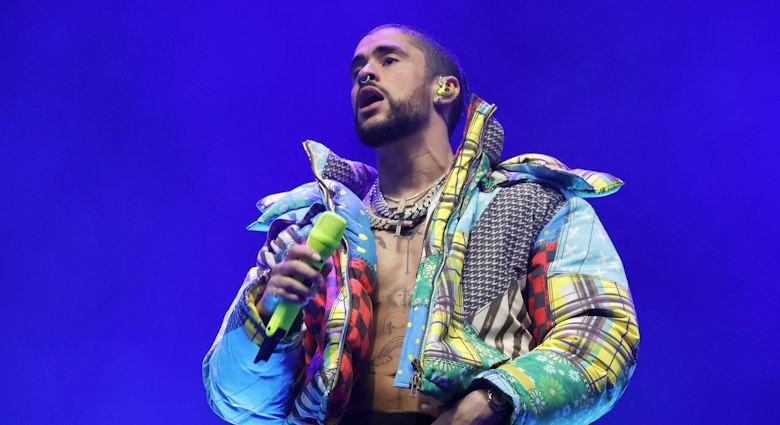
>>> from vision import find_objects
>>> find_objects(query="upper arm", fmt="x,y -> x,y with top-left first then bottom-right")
527,197 -> 639,390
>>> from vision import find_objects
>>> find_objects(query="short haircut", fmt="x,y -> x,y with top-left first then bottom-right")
367,24 -> 469,136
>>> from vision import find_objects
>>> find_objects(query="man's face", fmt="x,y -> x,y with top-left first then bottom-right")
350,29 -> 432,147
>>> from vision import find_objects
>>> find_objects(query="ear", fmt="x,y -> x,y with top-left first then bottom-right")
431,75 -> 461,107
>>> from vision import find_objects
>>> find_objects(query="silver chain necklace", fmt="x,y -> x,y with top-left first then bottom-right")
363,173 -> 447,236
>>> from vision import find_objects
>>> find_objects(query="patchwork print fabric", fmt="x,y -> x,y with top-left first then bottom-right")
462,183 -> 565,317
475,350 -> 612,424
208,146 -> 378,423
497,154 -> 624,198
526,242 -> 558,343
321,150 -> 377,200
463,182 -> 565,364
297,253 -> 376,424
393,97 -> 511,399
474,197 -> 639,424
468,278 -> 535,360
203,95 -> 638,425
544,273 -> 637,392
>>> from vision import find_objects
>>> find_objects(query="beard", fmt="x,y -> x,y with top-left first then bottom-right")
354,86 -> 430,148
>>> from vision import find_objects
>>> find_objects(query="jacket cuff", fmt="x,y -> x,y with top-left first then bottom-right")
240,271 -> 302,351
472,369 -> 524,425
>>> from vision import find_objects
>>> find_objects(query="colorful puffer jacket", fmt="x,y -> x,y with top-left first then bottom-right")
202,95 -> 639,424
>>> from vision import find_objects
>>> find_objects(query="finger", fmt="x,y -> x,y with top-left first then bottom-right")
286,244 -> 322,263
271,287 -> 308,305
269,275 -> 315,301
274,260 -> 325,286
267,284 -> 309,305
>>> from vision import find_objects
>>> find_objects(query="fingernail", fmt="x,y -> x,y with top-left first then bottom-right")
420,404 -> 430,413
312,253 -> 322,262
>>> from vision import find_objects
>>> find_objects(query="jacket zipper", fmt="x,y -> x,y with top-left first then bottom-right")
410,358 -> 424,397
410,194 -> 446,397
409,110 -> 494,397
411,228 -> 449,397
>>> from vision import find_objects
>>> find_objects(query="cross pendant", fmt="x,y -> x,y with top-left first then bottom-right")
395,200 -> 407,237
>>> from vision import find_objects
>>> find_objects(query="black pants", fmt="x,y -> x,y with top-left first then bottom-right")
339,412 -> 435,425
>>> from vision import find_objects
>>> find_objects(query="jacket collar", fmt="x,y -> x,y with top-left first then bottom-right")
257,93 -> 622,220
302,94 -> 623,198
301,94 -> 503,196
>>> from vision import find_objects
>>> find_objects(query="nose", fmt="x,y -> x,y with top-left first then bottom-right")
356,65 -> 377,86
358,73 -> 375,86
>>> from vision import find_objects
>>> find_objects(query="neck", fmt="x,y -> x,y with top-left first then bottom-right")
374,122 -> 454,199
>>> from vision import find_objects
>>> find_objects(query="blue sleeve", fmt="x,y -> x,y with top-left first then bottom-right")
202,266 -> 304,424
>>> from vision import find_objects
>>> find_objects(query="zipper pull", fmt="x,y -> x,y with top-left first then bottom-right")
410,358 -> 423,398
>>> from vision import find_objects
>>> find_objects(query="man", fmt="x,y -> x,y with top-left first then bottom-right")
203,24 -> 639,425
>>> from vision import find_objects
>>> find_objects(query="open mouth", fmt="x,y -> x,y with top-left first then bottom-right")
357,87 -> 385,111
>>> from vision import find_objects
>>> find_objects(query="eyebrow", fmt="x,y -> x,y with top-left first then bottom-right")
349,44 -> 407,76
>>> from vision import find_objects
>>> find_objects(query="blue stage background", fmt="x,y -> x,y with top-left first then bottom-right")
1,1 -> 777,424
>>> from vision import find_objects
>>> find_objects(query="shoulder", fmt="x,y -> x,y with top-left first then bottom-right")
486,182 -> 566,219
470,182 -> 566,246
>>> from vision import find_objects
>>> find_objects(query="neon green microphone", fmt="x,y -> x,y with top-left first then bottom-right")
255,211 -> 346,363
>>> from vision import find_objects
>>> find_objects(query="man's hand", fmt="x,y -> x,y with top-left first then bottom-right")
421,390 -> 501,425
256,244 -> 332,323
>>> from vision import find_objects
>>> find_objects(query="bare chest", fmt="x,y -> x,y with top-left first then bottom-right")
371,227 -> 425,370
349,227 -> 442,412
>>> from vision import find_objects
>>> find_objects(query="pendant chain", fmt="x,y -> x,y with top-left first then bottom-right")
363,172 -> 447,236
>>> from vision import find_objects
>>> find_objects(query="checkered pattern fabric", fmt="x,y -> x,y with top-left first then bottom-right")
542,273 -> 638,392
292,247 -> 377,423
527,242 -> 558,343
